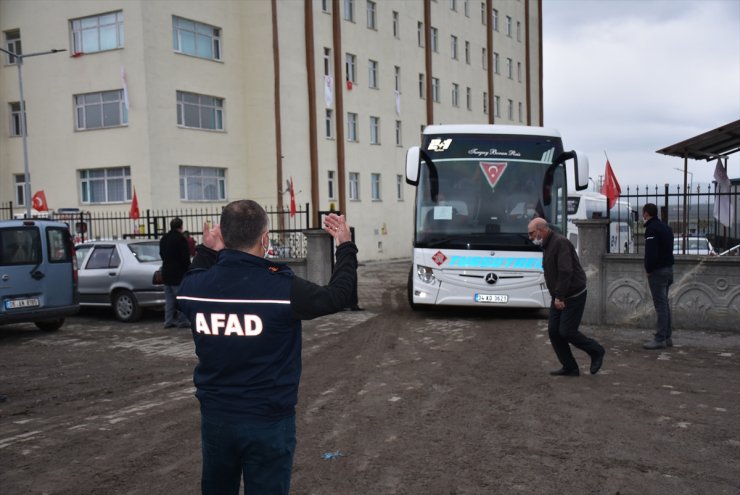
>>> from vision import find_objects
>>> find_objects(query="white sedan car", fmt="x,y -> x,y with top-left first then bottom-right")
75,239 -> 165,322
673,237 -> 716,256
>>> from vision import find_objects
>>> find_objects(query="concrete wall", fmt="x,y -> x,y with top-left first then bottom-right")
576,220 -> 740,332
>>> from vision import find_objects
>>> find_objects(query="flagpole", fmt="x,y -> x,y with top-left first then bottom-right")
603,151 -> 612,253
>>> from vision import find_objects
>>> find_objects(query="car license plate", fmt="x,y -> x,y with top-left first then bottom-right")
4,297 -> 40,310
474,294 -> 508,303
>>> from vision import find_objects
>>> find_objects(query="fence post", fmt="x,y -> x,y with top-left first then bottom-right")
303,229 -> 332,285
575,219 -> 609,325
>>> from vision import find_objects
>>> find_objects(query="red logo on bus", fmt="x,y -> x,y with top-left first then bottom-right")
480,162 -> 508,189
432,250 -> 447,266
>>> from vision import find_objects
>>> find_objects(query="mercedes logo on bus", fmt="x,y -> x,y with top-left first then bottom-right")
485,273 -> 498,285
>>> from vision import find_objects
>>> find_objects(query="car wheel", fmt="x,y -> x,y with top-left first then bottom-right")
113,289 -> 142,322
35,319 -> 64,332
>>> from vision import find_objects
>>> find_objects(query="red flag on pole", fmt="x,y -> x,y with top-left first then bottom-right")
600,160 -> 622,210
129,188 -> 140,219
32,190 -> 49,211
289,177 -> 296,218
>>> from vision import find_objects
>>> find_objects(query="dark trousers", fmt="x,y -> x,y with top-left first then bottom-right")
647,267 -> 673,342
200,414 -> 296,495
548,291 -> 604,370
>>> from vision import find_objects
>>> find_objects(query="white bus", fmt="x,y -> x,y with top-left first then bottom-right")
566,192 -> 636,254
405,125 -> 589,310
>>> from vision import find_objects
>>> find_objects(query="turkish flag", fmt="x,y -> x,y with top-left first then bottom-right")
480,162 -> 508,189
600,160 -> 622,210
129,188 -> 140,220
289,177 -> 296,218
32,190 -> 49,211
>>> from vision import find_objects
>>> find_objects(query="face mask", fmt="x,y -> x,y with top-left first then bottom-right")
262,238 -> 272,258
532,237 -> 543,246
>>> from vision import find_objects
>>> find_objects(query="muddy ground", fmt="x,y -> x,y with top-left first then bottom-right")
1,259 -> 739,494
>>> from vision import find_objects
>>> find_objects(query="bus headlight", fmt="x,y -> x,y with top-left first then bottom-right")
416,265 -> 436,284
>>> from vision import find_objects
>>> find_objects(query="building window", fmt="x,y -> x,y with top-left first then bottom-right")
518,102 -> 523,123
465,40 -> 470,64
491,9 -> 498,31
450,0 -> 457,11
417,21 -> 424,47
176,91 -> 224,131
450,35 -> 458,60
368,59 -> 379,89
431,27 -> 438,52
396,174 -> 404,200
395,120 -> 402,146
466,87 -> 471,110
349,172 -> 360,200
345,53 -> 357,83
79,166 -> 132,204
325,109 -> 334,138
494,95 -> 501,118
451,83 -> 459,107
481,2 -> 485,25
507,57 -> 513,79
371,173 -> 381,201
482,47 -> 487,70
517,21 -> 522,42
394,66 -> 401,92
493,52 -> 500,74
483,92 -> 488,114
464,0 -> 470,17
507,99 -> 514,120
14,174 -> 26,206
432,78 -> 440,102
347,112 -> 358,142
344,0 -> 355,22
506,16 -> 512,37
4,29 -> 21,64
328,170 -> 336,200
518,61 -> 522,82
392,11 -> 400,38
418,73 -> 425,99
324,47 -> 332,76
369,116 -> 380,144
9,102 -> 26,137
71,11 -> 124,54
367,1 -> 377,29
322,0 -> 331,13
75,90 -> 128,130
179,166 -> 226,201
172,16 -> 220,61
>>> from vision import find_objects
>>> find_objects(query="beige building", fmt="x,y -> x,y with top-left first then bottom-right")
0,0 -> 542,261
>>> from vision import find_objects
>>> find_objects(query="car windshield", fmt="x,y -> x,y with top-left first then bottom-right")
128,242 -> 161,262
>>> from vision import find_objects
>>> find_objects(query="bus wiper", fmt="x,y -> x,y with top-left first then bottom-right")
424,233 -> 508,247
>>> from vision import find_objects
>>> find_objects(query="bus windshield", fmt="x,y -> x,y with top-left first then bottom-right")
414,134 -> 566,250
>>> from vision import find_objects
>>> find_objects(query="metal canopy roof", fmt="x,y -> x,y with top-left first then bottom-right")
656,119 -> 740,161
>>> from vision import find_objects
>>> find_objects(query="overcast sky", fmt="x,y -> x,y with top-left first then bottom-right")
542,0 -> 740,191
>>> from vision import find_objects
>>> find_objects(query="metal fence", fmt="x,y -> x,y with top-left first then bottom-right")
0,202 -> 312,258
615,184 -> 739,255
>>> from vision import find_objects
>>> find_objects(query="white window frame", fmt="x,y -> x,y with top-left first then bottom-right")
466,87 -> 472,110
494,95 -> 501,118
396,174 -> 404,200
344,0 -> 355,22
517,61 -> 522,82
432,77 -> 440,102
492,9 -> 498,31
176,91 -> 224,131
325,109 -> 334,138
9,102 -> 26,137
451,83 -> 459,107
172,16 -> 220,61
370,116 -> 380,144
431,27 -> 438,52
394,66 -> 401,92
450,0 -> 457,11
505,16 -> 512,37
482,47 -> 487,70
518,102 -> 523,123
322,0 -> 331,13
392,11 -> 400,38
71,11 -> 124,55
75,90 -> 128,130
4,29 -> 21,64
346,53 -> 357,83
328,170 -> 336,200
507,57 -> 513,79
367,0 -> 377,29
347,112 -> 358,142
493,52 -> 500,74
419,73 -> 425,99
517,21 -> 522,42
324,47 -> 332,76
14,174 -> 26,206
464,0 -> 470,17
395,120 -> 402,146
368,59 -> 379,89
79,166 -> 132,204
450,35 -> 458,60
483,92 -> 488,114
179,166 -> 227,202
507,99 -> 514,120
465,40 -> 470,64
371,173 -> 381,201
349,172 -> 360,200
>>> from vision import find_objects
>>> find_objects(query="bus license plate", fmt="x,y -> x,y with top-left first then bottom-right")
4,297 -> 40,310
475,294 -> 508,303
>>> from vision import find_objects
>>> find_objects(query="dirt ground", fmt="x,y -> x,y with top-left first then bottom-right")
1,259 -> 739,495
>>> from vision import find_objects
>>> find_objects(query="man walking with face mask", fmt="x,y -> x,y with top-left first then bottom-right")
177,200 -> 358,495
528,217 -> 605,377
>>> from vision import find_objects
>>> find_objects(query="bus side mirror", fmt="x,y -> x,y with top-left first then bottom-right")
406,147 -> 421,185
554,150 -> 590,191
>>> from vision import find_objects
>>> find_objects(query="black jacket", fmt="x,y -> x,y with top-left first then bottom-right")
159,229 -> 191,285
644,217 -> 674,273
541,230 -> 587,300
178,241 -> 358,422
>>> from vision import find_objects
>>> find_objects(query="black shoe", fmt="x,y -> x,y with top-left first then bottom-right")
350,306 -> 364,311
666,338 -> 673,347
550,367 -> 580,377
590,349 -> 605,375
643,340 -> 667,350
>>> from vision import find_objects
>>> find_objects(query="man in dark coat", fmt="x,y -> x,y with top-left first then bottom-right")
642,203 -> 675,349
159,217 -> 190,328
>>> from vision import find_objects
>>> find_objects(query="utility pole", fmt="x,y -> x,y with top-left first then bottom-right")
0,46 -> 66,218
